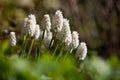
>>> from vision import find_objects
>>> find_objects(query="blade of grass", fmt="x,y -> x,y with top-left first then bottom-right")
56,43 -> 65,60
20,35 -> 28,57
38,30 -> 45,58
52,42 -> 60,57
27,38 -> 35,58
49,32 -> 57,49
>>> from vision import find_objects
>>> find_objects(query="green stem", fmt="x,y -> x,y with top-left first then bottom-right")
52,42 -> 60,57
20,35 -> 28,57
76,59 -> 82,67
49,32 -> 57,49
38,30 -> 45,57
34,47 -> 38,59
40,38 -> 44,48
27,38 -> 35,58
23,35 -> 27,45
40,30 -> 46,49
56,44 -> 65,60
70,52 -> 78,65
63,49 -> 70,61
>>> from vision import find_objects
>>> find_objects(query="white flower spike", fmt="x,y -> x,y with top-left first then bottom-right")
41,14 -> 51,31
34,24 -> 41,40
23,14 -> 36,37
52,10 -> 63,32
9,32 -> 17,46
61,18 -> 72,46
71,31 -> 79,49
76,42 -> 87,60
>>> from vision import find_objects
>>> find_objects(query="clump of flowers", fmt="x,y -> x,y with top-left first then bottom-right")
9,10 -> 87,61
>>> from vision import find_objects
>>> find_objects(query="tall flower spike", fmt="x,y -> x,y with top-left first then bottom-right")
41,14 -> 51,31
76,42 -> 87,60
71,31 -> 79,49
23,14 -> 36,37
52,10 -> 63,32
9,32 -> 17,46
34,24 -> 41,40
60,18 -> 72,46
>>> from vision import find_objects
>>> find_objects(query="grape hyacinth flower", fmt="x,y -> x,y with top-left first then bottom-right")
71,31 -> 79,49
23,14 -> 36,37
9,32 -> 17,46
58,18 -> 72,46
34,24 -> 41,40
76,42 -> 87,60
40,14 -> 51,31
52,10 -> 63,32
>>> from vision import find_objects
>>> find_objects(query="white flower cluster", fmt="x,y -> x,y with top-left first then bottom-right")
57,18 -> 72,46
34,24 -> 41,40
23,14 -> 36,37
9,10 -> 87,60
41,14 -> 51,31
52,10 -> 63,32
51,10 -> 87,60
76,42 -> 87,60
23,14 -> 40,39
71,31 -> 79,49
9,32 -> 17,46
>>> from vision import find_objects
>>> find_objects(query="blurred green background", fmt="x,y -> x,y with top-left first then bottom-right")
0,0 -> 120,80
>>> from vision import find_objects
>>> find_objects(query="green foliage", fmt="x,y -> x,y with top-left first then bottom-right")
0,50 -> 120,80
0,53 -> 77,80
107,55 -> 120,80
0,41 -> 10,56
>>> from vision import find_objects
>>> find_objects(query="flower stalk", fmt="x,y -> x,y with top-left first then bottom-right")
49,32 -> 57,49
56,43 -> 65,60
20,35 -> 28,57
27,37 -> 35,58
